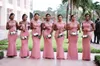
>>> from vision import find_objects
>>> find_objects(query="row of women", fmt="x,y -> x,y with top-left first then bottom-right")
6,13 -> 95,61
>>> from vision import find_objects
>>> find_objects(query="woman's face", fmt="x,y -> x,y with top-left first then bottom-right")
71,15 -> 76,21
10,15 -> 15,20
34,15 -> 39,20
85,15 -> 90,21
58,16 -> 63,22
46,15 -> 51,21
23,15 -> 27,21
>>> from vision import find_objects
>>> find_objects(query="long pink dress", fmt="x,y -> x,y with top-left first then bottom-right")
67,22 -> 79,60
54,22 -> 65,60
7,20 -> 18,57
19,22 -> 29,58
82,20 -> 93,60
30,20 -> 42,59
43,21 -> 54,59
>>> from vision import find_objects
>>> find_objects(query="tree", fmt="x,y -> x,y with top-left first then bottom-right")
92,2 -> 100,18
57,3 -> 67,19
62,0 -> 92,15
62,0 -> 81,14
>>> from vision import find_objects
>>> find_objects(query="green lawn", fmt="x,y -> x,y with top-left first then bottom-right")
0,32 -> 100,53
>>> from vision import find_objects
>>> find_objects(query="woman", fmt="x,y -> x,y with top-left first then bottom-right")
82,13 -> 95,61
66,15 -> 80,60
19,14 -> 30,58
6,13 -> 18,58
53,14 -> 65,60
30,13 -> 42,59
42,14 -> 54,59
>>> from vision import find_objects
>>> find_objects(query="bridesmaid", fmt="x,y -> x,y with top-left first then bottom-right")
42,14 -> 54,59
53,14 -> 65,60
6,13 -> 18,58
19,14 -> 30,58
30,13 -> 42,59
82,13 -> 95,61
66,15 -> 80,60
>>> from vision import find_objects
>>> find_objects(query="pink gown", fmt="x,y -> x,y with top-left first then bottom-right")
30,20 -> 42,59
54,22 -> 65,59
7,20 -> 18,57
19,22 -> 29,58
82,20 -> 93,60
43,21 -> 54,59
67,22 -> 79,60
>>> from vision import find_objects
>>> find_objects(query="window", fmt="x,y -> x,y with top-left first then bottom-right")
17,11 -> 21,22
8,0 -> 13,4
24,0 -> 26,8
7,9 -> 13,20
30,0 -> 33,10
17,0 -> 20,7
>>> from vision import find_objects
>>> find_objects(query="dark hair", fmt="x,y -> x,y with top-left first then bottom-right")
22,14 -> 27,19
70,14 -> 75,20
34,13 -> 40,17
85,13 -> 91,17
9,13 -> 15,19
57,14 -> 63,18
97,18 -> 99,20
46,13 -> 51,17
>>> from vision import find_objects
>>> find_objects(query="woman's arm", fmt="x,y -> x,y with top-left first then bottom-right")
30,22 -> 33,29
91,23 -> 95,31
16,21 -> 19,30
6,22 -> 10,30
66,23 -> 71,30
18,22 -> 22,30
52,23 -> 58,31
77,23 -> 80,30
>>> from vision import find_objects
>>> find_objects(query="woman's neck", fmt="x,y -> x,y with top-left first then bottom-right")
34,19 -> 38,21
71,20 -> 75,23
46,19 -> 50,22
58,20 -> 62,23
86,19 -> 90,22
10,19 -> 14,21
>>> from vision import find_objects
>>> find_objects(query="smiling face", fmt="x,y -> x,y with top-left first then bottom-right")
23,15 -> 28,21
34,14 -> 39,20
71,15 -> 76,21
58,15 -> 63,22
85,15 -> 90,21
46,14 -> 51,21
10,14 -> 15,20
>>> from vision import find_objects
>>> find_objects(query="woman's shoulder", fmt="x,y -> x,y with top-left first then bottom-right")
19,21 -> 23,24
82,20 -> 86,23
90,20 -> 94,24
7,20 -> 10,23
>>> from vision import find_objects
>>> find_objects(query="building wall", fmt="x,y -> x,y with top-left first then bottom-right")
0,0 -> 32,30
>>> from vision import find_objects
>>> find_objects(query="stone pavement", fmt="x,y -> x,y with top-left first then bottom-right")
0,51 -> 99,66
91,43 -> 100,49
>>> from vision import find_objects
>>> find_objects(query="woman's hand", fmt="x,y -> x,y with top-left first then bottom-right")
53,24 -> 58,30
83,28 -> 90,32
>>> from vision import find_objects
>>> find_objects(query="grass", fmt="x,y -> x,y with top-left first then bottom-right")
0,32 -> 100,53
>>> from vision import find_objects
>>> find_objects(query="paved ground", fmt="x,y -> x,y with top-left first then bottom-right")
0,52 -> 99,66
91,43 -> 100,49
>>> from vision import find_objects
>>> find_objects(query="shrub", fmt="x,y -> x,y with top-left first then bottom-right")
94,55 -> 100,66
0,40 -> 8,45
0,50 -> 4,59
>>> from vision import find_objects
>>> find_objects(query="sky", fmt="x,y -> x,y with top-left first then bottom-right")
93,0 -> 100,2
33,0 -> 62,11
33,0 -> 100,11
